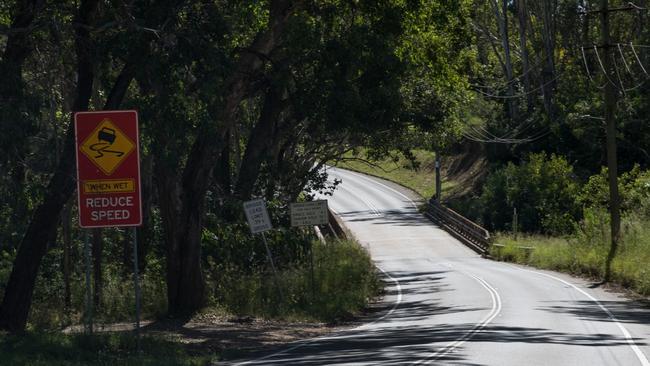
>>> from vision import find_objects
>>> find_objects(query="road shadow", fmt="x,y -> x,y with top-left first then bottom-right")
220,265 -> 647,365
340,207 -> 441,228
538,299 -> 650,326
218,320 -> 644,365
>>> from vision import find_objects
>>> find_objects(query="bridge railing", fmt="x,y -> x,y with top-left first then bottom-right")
424,199 -> 491,254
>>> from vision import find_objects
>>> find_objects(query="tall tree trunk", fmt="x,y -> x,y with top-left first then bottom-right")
61,202 -> 72,309
540,0 -> 557,120
155,157 -> 183,315
234,87 -> 286,200
215,136 -> 232,196
0,0 -> 100,333
492,0 -> 517,118
92,228 -> 103,310
164,0 -> 299,316
515,0 -> 532,110
0,0 -> 46,248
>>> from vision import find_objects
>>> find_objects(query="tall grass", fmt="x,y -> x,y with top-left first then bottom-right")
0,332 -> 211,366
28,257 -> 168,330
211,239 -> 381,323
334,149 -> 441,199
491,210 -> 650,296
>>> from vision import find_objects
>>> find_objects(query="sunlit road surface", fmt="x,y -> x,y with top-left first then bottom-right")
222,167 -> 650,366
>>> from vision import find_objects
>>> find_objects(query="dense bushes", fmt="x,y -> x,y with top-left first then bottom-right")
492,210 -> 650,296
480,153 -> 581,234
489,160 -> 650,294
209,239 -> 381,322
479,153 -> 650,236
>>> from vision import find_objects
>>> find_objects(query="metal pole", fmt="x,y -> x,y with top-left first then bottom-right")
310,240 -> 316,302
435,153 -> 441,202
132,228 -> 142,353
513,207 -> 518,240
261,232 -> 284,301
328,223 -> 339,241
83,230 -> 93,334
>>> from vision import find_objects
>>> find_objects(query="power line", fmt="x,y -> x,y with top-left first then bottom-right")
581,43 -> 650,92
472,71 -> 564,99
628,43 -> 649,75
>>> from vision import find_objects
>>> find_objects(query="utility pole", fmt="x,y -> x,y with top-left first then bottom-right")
594,0 -> 623,282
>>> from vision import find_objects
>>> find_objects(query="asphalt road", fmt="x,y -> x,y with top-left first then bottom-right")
225,167 -> 650,365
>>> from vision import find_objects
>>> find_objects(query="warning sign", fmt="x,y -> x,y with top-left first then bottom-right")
83,179 -> 135,194
79,119 -> 135,176
243,199 -> 272,234
290,200 -> 328,227
75,110 -> 142,228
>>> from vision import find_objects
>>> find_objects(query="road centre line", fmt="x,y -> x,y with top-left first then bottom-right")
415,272 -> 502,365
337,182 -> 382,217
340,169 -> 505,363
231,265 -> 403,365
506,263 -> 650,366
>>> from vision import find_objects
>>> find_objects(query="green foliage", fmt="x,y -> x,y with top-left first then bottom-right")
578,165 -> 650,216
0,332 -> 211,366
211,239 -> 381,323
335,149 -> 440,199
480,153 -> 581,234
492,211 -> 650,296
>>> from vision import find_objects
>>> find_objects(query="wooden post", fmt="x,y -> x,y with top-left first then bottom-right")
600,0 -> 621,282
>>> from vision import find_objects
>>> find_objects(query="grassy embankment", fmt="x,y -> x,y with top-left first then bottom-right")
334,150 -> 455,199
492,215 -> 650,296
0,239 -> 379,365
334,150 -> 650,296
0,332 -> 210,366
213,239 -> 382,323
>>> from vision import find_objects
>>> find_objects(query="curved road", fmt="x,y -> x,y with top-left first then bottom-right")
226,167 -> 650,365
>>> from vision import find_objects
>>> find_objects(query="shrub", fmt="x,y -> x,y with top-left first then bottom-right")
578,165 -> 650,218
210,239 -> 381,323
481,153 -> 581,234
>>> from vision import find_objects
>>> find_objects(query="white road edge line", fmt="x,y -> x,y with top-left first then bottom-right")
415,273 -> 502,365
334,168 -> 419,209
508,264 -> 650,366
230,266 -> 403,365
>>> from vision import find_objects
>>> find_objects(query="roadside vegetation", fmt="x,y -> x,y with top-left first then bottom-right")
492,212 -> 650,296
335,149 -> 453,199
21,223 -> 381,326
345,149 -> 650,297
1,233 -> 379,364
0,332 -> 211,366
3,0 -> 650,363
211,239 -> 381,323
0,0 -> 471,337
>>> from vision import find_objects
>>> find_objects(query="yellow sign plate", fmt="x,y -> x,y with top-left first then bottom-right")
79,119 -> 135,176
83,179 -> 135,194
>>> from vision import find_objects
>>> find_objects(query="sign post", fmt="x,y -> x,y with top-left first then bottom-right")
83,230 -> 92,333
290,200 -> 329,301
74,110 -> 142,350
243,199 -> 283,300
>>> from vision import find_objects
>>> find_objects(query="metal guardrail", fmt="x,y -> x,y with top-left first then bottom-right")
424,199 -> 491,254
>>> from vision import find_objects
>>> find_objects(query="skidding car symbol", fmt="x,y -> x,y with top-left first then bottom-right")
90,127 -> 125,158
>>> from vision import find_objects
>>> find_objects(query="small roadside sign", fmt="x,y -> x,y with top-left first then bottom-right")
243,199 -> 272,234
290,200 -> 329,227
75,110 -> 142,228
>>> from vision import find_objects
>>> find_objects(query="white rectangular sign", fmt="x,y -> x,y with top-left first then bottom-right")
243,198 -> 272,234
290,200 -> 329,227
